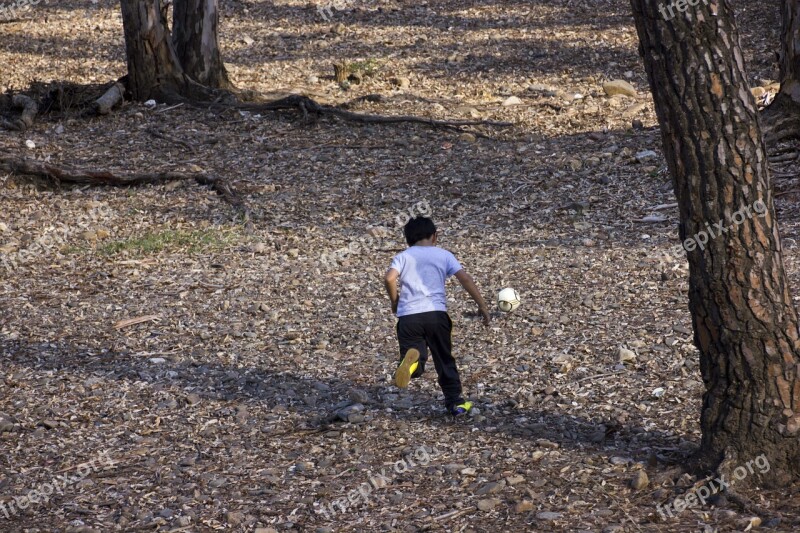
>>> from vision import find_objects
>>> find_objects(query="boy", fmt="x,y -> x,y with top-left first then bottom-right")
384,216 -> 491,416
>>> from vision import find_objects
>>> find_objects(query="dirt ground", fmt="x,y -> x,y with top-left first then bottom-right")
2,0 -> 800,531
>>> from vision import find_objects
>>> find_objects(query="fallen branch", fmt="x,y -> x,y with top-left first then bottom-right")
0,155 -> 245,213
90,82 -> 125,116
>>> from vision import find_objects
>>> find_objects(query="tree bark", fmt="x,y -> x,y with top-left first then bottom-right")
120,0 -> 188,101
778,0 -> 800,105
173,0 -> 232,90
629,0 -> 800,484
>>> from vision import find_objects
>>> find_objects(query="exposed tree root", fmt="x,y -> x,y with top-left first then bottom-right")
0,94 -> 38,131
211,94 -> 514,136
0,156 -> 246,215
763,93 -> 800,144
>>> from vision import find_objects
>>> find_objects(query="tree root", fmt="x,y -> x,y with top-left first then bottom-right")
0,155 -> 246,215
219,94 -> 514,136
0,94 -> 38,131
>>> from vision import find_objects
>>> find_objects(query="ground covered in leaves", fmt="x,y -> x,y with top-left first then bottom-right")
2,0 -> 800,531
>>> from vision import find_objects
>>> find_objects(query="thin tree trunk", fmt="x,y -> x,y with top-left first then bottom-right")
630,0 -> 800,485
173,0 -> 232,90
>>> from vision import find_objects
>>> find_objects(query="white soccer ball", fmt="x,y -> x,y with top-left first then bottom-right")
497,288 -> 521,313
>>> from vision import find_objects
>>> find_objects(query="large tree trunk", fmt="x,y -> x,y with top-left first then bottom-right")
630,0 -> 800,485
120,0 -> 188,101
173,0 -> 232,90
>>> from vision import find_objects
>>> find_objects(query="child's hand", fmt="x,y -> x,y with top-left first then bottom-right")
479,305 -> 491,326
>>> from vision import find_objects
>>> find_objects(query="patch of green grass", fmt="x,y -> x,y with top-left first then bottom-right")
349,58 -> 382,76
99,227 -> 240,257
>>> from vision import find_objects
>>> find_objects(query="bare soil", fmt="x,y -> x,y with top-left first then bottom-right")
1,0 -> 800,531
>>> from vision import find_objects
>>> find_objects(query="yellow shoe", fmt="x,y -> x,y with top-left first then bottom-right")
395,348 -> 420,389
449,401 -> 473,417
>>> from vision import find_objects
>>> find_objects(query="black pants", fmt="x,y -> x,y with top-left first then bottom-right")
396,311 -> 464,408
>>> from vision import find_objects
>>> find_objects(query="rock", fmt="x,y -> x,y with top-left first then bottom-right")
25,139 -> 36,150
225,511 -> 245,525
39,420 -> 58,430
477,498 -> 499,511
242,35 -> 255,46
149,357 -> 166,364
502,96 -> 523,106
635,150 -> 659,162
531,450 -> 545,462
255,529 -> 279,533
444,463 -> 467,473
476,481 -> 505,495
536,439 -> 559,449
652,387 -> 666,398
287,248 -> 300,258
307,75 -> 319,84
186,393 -> 202,406
603,80 -> 637,97
0,418 -> 16,433
617,347 -> 637,363
630,470 -> 649,490
459,132 -> 477,143
460,467 -> 477,476
393,77 -> 411,89
622,102 -> 647,118
506,475 -> 525,485
509,500 -> 532,514
536,511 -> 563,521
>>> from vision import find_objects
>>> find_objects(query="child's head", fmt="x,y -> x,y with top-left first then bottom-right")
404,216 -> 436,245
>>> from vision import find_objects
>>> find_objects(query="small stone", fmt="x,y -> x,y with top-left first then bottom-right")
393,77 -> 410,89
635,150 -> 659,162
307,75 -> 319,84
40,420 -> 58,430
502,96 -> 523,106
460,467 -> 477,476
617,347 -> 637,363
459,132 -> 477,143
536,511 -> 563,521
476,481 -> 505,495
506,475 -> 525,485
186,393 -> 202,406
536,439 -> 559,449
603,80 -> 637,97
630,470 -> 649,490
622,102 -> 647,118
25,139 -> 36,150
0,418 -> 16,433
225,511 -> 245,525
288,248 -> 300,258
242,35 -> 255,46
514,500 -> 534,513
531,450 -> 545,461
477,498 -> 499,511
149,357 -> 166,364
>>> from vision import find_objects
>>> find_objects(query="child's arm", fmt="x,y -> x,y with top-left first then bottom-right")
454,270 -> 491,326
384,268 -> 400,314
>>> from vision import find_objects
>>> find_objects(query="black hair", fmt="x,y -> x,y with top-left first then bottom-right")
404,216 -> 436,245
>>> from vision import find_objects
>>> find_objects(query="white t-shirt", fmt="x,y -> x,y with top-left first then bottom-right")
389,246 -> 463,317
